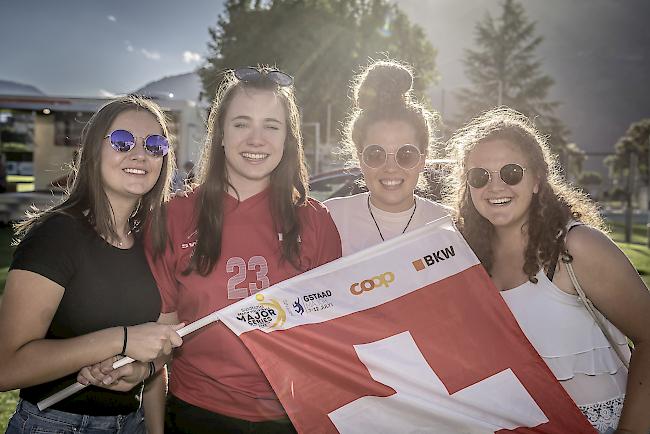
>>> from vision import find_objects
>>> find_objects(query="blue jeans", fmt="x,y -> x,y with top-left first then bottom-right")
5,399 -> 146,434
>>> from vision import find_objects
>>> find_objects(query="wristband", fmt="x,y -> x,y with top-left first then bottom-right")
120,326 -> 128,356
147,361 -> 156,380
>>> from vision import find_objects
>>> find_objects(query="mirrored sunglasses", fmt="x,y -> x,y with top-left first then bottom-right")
105,129 -> 169,157
466,163 -> 527,189
361,144 -> 422,170
234,67 -> 294,87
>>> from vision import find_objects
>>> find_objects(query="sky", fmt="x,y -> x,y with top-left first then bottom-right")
0,0 -> 225,96
1,0 -> 649,155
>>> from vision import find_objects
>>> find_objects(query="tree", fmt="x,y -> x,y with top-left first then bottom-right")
199,0 -> 438,157
457,0 -> 569,155
560,141 -> 586,181
578,170 -> 603,186
577,170 -> 603,200
606,118 -> 650,185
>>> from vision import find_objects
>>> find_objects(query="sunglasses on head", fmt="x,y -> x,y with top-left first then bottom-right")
234,67 -> 294,87
466,163 -> 527,189
105,129 -> 170,157
361,144 -> 422,170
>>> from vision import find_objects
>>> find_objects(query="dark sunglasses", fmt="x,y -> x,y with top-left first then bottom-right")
466,163 -> 527,189
105,129 -> 169,157
234,67 -> 294,87
361,144 -> 422,170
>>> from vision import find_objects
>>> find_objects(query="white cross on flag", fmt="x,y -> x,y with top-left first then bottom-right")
217,216 -> 596,433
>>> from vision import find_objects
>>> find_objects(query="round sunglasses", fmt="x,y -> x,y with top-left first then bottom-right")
466,163 -> 527,189
105,129 -> 170,157
361,144 -> 422,170
234,67 -> 294,87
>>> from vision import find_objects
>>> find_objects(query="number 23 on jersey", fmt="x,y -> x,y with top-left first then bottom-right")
226,256 -> 270,299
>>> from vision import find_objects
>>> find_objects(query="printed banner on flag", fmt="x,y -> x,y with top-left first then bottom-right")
217,216 -> 596,433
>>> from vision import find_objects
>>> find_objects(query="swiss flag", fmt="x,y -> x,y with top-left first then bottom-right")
218,217 -> 595,433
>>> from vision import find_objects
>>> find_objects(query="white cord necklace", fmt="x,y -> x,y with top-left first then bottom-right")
367,195 -> 417,242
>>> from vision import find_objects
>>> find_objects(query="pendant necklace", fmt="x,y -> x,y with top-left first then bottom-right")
116,230 -> 133,248
367,195 -> 417,242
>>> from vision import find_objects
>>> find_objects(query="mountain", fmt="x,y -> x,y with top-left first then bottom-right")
0,80 -> 45,96
134,71 -> 202,102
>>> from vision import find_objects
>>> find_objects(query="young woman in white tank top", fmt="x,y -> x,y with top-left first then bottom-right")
444,107 -> 650,433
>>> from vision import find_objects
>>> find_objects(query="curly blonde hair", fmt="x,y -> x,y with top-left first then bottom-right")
442,107 -> 604,282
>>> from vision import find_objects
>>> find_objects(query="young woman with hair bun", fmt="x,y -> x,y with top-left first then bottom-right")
325,59 -> 450,255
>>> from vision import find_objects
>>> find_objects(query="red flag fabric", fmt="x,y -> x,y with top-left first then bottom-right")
217,217 -> 596,433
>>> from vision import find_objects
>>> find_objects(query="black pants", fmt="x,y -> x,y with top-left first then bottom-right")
165,395 -> 297,434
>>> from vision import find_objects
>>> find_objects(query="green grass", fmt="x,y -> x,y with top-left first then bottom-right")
607,220 -> 649,245
616,241 -> 650,287
0,390 -> 17,430
0,226 -> 16,430
0,226 -> 14,294
606,221 -> 650,286
0,220 -> 649,427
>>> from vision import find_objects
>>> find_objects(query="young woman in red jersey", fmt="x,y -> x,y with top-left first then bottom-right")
146,67 -> 341,433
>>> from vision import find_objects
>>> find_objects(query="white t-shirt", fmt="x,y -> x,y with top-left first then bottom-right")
324,192 -> 450,256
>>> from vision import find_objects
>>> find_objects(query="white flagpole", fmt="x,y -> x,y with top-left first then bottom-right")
37,311 -> 222,411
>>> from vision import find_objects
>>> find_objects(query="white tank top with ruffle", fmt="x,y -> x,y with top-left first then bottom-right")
501,270 -> 630,432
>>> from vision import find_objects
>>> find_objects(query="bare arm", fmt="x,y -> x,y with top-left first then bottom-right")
562,227 -> 650,433
0,270 -> 183,391
78,313 -> 180,430
143,312 -> 178,434
143,365 -> 167,434
77,354 -> 168,433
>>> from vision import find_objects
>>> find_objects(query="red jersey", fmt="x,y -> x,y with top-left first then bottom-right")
145,188 -> 342,421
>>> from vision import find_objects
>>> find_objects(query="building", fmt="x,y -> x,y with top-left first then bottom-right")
0,94 -> 204,191
0,92 -> 205,222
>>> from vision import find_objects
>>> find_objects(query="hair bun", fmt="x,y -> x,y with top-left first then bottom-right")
355,61 -> 414,110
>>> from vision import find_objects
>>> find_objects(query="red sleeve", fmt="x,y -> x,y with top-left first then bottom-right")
307,198 -> 342,267
144,196 -> 194,313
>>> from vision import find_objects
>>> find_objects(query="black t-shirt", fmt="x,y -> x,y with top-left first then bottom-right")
10,213 -> 162,416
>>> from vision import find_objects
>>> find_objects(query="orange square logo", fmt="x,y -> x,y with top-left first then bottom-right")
412,259 -> 425,271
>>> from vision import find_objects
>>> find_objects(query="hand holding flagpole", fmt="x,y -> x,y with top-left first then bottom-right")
37,311 -> 222,410
111,311 -> 223,368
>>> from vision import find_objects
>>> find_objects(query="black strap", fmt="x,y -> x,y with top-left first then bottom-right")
546,256 -> 559,281
546,223 -> 582,282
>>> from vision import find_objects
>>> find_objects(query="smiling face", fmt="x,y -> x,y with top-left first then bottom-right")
360,120 -> 424,212
100,109 -> 164,207
466,138 -> 539,232
222,87 -> 287,197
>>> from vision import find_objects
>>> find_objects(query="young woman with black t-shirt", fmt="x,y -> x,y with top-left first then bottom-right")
0,96 -> 184,434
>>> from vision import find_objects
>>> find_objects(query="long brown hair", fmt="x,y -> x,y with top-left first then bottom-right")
340,59 -> 439,190
185,67 -> 308,276
443,107 -> 603,282
15,95 -> 175,253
